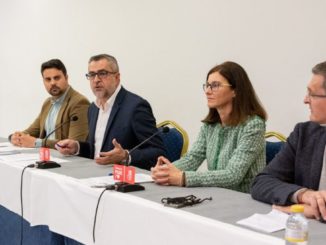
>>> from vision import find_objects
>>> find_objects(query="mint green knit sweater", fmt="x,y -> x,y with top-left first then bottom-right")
174,116 -> 265,193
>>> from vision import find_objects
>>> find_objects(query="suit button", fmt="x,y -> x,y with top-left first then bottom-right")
273,198 -> 280,204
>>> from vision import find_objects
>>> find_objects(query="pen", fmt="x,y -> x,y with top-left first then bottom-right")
55,143 -> 65,148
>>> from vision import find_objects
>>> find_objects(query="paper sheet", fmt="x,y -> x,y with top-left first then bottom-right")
236,209 -> 289,233
0,153 -> 69,167
80,173 -> 153,187
0,142 -> 34,154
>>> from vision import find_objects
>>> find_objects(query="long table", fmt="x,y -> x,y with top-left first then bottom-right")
0,143 -> 324,245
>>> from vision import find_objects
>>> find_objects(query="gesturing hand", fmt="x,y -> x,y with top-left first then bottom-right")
95,139 -> 128,165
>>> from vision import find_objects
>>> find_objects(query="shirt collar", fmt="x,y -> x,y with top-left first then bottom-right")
95,84 -> 121,111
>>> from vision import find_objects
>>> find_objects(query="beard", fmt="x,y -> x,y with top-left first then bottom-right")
49,86 -> 64,97
92,87 -> 110,100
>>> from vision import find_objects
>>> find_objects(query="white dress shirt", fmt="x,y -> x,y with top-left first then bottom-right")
94,84 -> 121,158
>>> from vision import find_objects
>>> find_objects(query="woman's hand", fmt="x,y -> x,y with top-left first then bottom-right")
151,156 -> 184,186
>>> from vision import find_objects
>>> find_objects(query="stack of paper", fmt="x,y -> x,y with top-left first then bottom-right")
0,142 -> 31,155
0,153 -> 69,167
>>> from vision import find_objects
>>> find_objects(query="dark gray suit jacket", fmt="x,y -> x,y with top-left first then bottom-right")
251,121 -> 326,205
79,87 -> 166,170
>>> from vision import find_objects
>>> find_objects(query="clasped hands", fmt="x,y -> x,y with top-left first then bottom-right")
10,131 -> 36,148
151,156 -> 184,186
274,189 -> 326,221
55,138 -> 128,165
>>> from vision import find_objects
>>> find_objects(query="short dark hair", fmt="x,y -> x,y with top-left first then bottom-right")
312,61 -> 326,92
88,54 -> 119,72
41,59 -> 67,77
202,61 -> 267,125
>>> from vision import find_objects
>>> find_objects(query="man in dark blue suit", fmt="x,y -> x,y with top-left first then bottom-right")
56,54 -> 165,170
251,61 -> 326,220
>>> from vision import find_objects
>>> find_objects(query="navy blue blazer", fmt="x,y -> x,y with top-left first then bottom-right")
251,121 -> 326,205
79,87 -> 166,170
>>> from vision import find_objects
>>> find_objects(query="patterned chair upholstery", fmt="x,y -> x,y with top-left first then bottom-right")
157,120 -> 189,162
265,131 -> 287,164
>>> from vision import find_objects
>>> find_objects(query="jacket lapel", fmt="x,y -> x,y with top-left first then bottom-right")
54,87 -> 73,137
88,104 -> 99,145
40,100 -> 53,138
101,87 -> 127,150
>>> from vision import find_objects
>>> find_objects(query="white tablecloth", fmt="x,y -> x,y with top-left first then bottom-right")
0,159 -> 284,245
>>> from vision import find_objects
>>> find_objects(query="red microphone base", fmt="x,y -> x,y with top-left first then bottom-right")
115,182 -> 145,192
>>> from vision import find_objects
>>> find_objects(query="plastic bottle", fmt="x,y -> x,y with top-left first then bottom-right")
285,204 -> 308,245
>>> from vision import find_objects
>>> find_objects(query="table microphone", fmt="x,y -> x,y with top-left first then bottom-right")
126,126 -> 170,165
35,115 -> 79,169
115,126 -> 170,192
43,115 -> 79,147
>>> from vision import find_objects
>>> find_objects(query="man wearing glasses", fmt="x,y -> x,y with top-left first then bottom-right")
251,61 -> 326,221
56,54 -> 165,170
9,59 -> 90,149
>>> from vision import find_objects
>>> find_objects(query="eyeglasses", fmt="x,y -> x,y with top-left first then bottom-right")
85,70 -> 117,80
306,92 -> 326,99
202,82 -> 232,92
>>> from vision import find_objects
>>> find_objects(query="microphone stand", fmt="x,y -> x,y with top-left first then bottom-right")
36,116 -> 78,169
115,127 -> 170,192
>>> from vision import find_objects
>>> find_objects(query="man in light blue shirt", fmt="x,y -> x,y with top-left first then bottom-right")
9,59 -> 90,149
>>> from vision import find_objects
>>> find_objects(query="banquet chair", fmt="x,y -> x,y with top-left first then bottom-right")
265,131 -> 287,164
157,120 -> 189,162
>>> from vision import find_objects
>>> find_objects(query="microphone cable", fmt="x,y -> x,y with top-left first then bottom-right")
20,163 -> 35,245
92,185 -> 116,243
92,127 -> 170,242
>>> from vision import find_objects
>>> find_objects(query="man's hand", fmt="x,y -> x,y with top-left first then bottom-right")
11,132 -> 36,148
95,139 -> 127,165
55,139 -> 78,155
10,132 -> 23,146
298,190 -> 326,220
273,204 -> 319,219
19,133 -> 36,148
